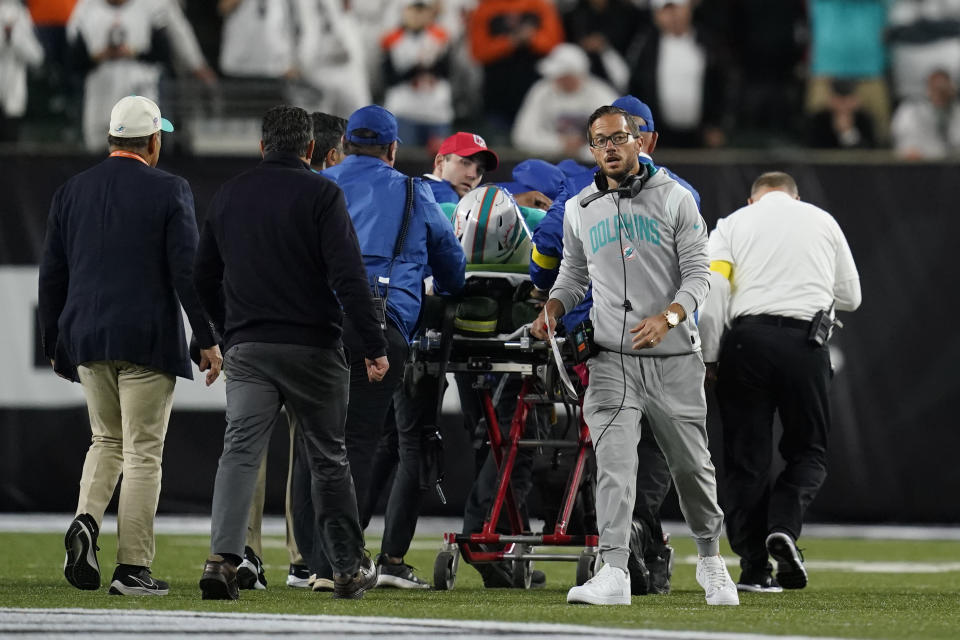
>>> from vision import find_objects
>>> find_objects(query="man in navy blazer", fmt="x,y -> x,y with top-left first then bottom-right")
38,95 -> 222,597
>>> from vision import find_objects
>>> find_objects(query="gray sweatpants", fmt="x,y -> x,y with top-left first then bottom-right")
209,342 -> 366,576
583,351 -> 723,570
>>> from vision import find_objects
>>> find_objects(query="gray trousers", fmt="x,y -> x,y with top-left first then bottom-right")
583,351 -> 723,570
209,342 -> 365,576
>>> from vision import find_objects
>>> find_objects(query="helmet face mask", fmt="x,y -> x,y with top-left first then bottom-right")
454,185 -> 529,265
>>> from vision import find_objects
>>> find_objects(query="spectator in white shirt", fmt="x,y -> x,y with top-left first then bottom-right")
887,0 -> 960,101
892,68 -> 960,159
380,0 -> 453,148
625,0 -> 730,148
292,0 -> 371,118
0,0 -> 43,141
218,0 -> 295,80
511,43 -> 617,161
67,0 -> 213,151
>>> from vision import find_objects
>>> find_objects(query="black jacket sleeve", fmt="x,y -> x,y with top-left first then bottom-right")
193,191 -> 226,341
317,187 -> 387,360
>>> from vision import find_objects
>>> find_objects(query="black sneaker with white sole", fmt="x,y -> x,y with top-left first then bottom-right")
108,565 -> 169,596
375,554 -> 431,589
64,514 -> 101,590
237,545 -> 267,590
287,563 -> 311,588
737,566 -> 783,593
766,531 -> 808,589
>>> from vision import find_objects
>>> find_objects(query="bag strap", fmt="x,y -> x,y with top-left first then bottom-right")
378,176 -> 416,303
392,176 -> 415,260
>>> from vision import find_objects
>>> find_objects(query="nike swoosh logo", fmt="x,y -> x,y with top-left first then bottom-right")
693,224 -> 701,230
130,575 -> 156,588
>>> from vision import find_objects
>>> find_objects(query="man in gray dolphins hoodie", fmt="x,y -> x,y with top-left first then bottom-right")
533,105 -> 738,607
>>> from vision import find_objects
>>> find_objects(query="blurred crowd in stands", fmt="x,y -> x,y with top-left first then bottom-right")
2,0 -> 960,158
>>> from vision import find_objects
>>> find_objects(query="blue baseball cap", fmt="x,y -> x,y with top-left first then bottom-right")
498,159 -> 565,202
612,95 -> 655,132
344,105 -> 401,144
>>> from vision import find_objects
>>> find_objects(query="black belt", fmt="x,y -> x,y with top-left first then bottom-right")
733,314 -> 810,331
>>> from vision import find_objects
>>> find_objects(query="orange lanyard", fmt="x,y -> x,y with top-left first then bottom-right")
109,150 -> 149,166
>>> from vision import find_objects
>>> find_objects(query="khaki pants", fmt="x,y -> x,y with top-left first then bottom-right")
76,361 -> 175,567
245,412 -> 304,565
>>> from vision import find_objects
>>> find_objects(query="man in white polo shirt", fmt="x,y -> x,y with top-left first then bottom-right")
700,171 -> 861,593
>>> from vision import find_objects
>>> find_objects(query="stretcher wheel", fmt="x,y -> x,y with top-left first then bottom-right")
511,559 -> 533,589
576,550 -> 597,586
434,550 -> 458,591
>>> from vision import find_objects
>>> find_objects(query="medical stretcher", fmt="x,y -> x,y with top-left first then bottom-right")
410,296 -> 600,590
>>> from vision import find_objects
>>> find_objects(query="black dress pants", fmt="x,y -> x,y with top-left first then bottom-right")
716,320 -> 831,570
343,319 -> 410,530
291,319 -> 408,577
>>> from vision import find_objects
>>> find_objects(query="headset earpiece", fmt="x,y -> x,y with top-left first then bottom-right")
580,163 -> 650,208
618,165 -> 649,198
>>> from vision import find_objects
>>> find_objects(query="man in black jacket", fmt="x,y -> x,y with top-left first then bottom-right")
38,95 -> 222,596
193,105 -> 387,601
625,0 -> 731,148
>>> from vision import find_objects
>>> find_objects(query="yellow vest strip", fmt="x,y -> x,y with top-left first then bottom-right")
710,260 -> 732,280
531,243 -> 560,270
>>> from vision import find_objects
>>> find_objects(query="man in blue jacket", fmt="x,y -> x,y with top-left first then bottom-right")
323,105 -> 466,588
38,95 -> 222,596
528,95 -> 700,596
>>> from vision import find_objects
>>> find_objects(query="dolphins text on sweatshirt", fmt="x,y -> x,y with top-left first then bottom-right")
550,169 -> 710,356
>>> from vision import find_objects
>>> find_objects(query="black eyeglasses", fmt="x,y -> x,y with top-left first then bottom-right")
589,131 -> 634,149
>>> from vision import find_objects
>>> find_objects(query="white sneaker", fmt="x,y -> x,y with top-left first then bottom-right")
566,564 -> 631,605
696,555 -> 739,606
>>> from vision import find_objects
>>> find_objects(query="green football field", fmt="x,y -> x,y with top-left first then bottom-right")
2,530 -> 959,638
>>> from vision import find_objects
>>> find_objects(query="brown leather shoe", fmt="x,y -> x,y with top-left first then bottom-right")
333,555 -> 378,599
199,554 -> 239,600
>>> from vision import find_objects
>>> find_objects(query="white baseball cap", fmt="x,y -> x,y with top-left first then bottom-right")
537,43 -> 589,79
108,95 -> 174,138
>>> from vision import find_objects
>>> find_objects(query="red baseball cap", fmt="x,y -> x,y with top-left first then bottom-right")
437,132 -> 499,171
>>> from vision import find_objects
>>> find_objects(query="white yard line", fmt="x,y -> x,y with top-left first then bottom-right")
678,555 -> 960,574
0,607 -> 864,640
